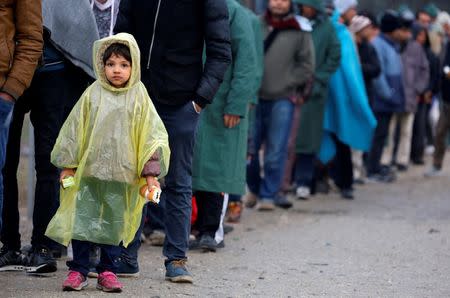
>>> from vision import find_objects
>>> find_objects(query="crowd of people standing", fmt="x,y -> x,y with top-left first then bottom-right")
0,0 -> 450,293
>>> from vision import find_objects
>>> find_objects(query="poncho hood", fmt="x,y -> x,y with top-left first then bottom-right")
93,33 -> 141,92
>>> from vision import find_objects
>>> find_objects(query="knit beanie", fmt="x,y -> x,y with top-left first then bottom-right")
334,0 -> 357,15
349,15 -> 371,34
380,10 -> 402,33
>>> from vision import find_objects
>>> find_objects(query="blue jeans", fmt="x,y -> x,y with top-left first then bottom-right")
0,97 -> 14,233
247,99 -> 294,201
124,101 -> 200,263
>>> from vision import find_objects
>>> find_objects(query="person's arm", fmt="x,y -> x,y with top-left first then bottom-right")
290,32 -> 315,88
361,44 -> 381,81
195,0 -> 232,109
223,5 -> 256,122
371,42 -> 395,101
414,45 -> 430,96
314,25 -> 341,89
114,0 -> 134,34
1,0 -> 43,101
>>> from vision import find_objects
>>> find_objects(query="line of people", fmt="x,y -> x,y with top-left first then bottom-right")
0,0 -> 450,294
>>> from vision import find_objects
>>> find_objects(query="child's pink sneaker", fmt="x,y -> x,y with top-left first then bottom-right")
62,270 -> 88,291
97,271 -> 123,293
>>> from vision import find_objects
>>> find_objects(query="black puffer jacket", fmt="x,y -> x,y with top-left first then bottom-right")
115,0 -> 232,107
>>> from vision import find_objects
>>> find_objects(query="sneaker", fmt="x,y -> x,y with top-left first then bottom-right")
256,199 -> 275,211
0,247 -> 24,272
97,271 -> 123,293
296,186 -> 311,200
340,189 -> 354,200
188,238 -> 201,250
244,192 -> 258,209
216,240 -> 225,249
223,224 -> 234,234
63,271 -> 88,291
424,166 -> 444,178
367,170 -> 396,183
113,255 -> 140,278
226,202 -> 243,223
274,196 -> 293,209
165,259 -> 193,283
148,230 -> 165,247
24,247 -> 57,274
396,164 -> 408,172
199,235 -> 218,252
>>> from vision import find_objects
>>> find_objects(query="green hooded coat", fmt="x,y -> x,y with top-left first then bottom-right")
295,0 -> 341,154
192,0 -> 257,195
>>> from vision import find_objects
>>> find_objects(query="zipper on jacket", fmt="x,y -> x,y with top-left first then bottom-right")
147,0 -> 162,70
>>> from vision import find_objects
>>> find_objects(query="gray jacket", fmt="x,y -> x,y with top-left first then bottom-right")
43,0 -> 100,78
259,18 -> 315,100
401,40 -> 430,113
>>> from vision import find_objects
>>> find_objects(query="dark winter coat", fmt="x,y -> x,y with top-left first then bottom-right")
115,0 -> 232,108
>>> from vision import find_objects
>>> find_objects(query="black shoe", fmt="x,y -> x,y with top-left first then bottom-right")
315,180 -> 330,194
188,238 -> 201,250
0,247 -> 24,272
199,235 -> 218,252
396,164 -> 408,172
274,196 -> 293,209
340,189 -> 354,200
113,255 -> 140,278
23,247 -> 57,274
223,224 -> 234,235
216,240 -> 225,249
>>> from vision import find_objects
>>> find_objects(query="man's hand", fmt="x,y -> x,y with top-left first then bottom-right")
60,168 -> 76,184
223,114 -> 240,128
0,92 -> 15,103
146,176 -> 160,190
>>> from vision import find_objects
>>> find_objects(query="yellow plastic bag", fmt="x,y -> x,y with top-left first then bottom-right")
45,33 -> 170,247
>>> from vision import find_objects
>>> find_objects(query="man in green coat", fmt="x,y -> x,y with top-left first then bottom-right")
226,4 -> 265,223
293,0 -> 341,200
191,0 -> 257,251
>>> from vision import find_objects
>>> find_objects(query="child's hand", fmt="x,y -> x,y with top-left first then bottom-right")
60,168 -> 76,184
146,176 -> 160,190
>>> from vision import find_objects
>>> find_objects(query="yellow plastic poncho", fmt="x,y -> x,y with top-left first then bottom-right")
45,33 -> 170,247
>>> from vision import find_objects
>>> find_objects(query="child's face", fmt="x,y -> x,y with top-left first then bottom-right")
104,54 -> 132,88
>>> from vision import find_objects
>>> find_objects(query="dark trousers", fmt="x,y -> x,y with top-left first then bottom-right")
367,112 -> 392,175
330,136 -> 353,190
1,65 -> 92,251
193,191 -> 224,238
295,153 -> 315,188
411,102 -> 428,163
125,101 -> 199,263
68,240 -> 120,277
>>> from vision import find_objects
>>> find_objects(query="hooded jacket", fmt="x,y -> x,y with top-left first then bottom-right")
0,0 -> 43,100
114,0 -> 232,108
371,34 -> 406,113
295,0 -> 342,154
401,39 -> 430,113
46,33 -> 170,247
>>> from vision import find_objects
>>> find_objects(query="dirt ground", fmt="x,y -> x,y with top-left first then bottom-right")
1,158 -> 450,297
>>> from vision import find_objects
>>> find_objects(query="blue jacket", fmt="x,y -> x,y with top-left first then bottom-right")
371,34 -> 406,113
318,12 -> 377,163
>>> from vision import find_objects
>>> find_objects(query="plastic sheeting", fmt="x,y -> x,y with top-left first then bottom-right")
45,33 -> 170,247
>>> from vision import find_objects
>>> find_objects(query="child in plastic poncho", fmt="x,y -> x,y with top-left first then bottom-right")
45,33 -> 170,292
